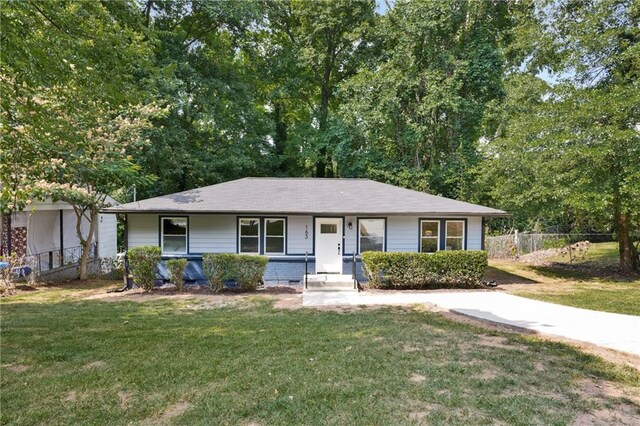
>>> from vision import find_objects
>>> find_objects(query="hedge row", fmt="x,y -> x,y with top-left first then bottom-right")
361,250 -> 488,289
202,253 -> 268,292
127,246 -> 268,292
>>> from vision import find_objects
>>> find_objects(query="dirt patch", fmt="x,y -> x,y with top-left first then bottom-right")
409,373 -> 426,383
576,379 -> 640,406
4,364 -> 29,373
143,401 -> 193,425
118,390 -> 134,410
568,378 -> 640,424
63,390 -> 88,402
476,368 -> 499,380
477,335 -> 527,351
83,360 -> 107,370
403,345 -> 421,353
272,295 -> 302,310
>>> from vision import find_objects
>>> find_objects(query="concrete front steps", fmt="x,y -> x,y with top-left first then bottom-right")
304,274 -> 357,292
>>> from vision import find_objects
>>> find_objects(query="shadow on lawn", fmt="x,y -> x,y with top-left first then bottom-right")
483,266 -> 539,285
530,263 -> 640,283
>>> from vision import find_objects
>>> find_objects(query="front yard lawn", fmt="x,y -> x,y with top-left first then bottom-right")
1,281 -> 639,424
488,242 -> 640,316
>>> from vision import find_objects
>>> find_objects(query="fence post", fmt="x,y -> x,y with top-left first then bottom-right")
514,230 -> 519,256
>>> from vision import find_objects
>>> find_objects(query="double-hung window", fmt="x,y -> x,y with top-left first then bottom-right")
420,220 -> 440,253
359,219 -> 385,253
265,218 -> 285,254
161,217 -> 188,254
445,220 -> 465,250
239,218 -> 260,254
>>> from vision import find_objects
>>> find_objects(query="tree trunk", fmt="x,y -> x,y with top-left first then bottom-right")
315,58 -> 332,177
273,102 -> 289,173
616,212 -> 637,272
75,207 -> 97,280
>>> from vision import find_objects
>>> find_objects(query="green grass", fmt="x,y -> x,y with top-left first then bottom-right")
2,283 -> 639,425
490,242 -> 640,316
515,284 -> 640,316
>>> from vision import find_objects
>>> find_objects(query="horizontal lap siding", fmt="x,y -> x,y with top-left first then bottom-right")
127,214 -> 158,248
189,215 -> 236,253
97,213 -> 118,258
386,216 -> 483,252
345,215 -> 357,254
387,216 -> 419,252
287,216 -> 313,254
466,216 -> 482,250
126,213 -> 485,255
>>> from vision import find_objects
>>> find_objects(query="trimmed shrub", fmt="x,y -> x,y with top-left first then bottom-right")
127,246 -> 161,291
202,253 -> 269,292
361,250 -> 488,289
166,258 -> 188,291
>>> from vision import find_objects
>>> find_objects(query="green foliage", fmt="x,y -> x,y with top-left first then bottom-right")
165,258 -> 188,291
127,246 -> 161,291
362,251 -> 488,289
337,0 -> 518,197
479,0 -> 640,271
1,1 -> 161,279
541,237 -> 569,251
202,253 -> 269,292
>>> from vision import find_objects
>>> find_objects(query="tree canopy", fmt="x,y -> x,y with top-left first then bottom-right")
2,0 -> 639,271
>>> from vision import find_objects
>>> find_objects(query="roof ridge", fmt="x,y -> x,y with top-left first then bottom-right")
242,177 -> 371,180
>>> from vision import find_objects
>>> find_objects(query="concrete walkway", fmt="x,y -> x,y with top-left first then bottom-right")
302,290 -> 640,356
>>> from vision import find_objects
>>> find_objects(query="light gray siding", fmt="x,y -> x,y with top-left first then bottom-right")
387,216 -> 419,252
344,215 -> 357,254
97,213 -> 118,258
127,214 -> 158,248
466,216 -> 483,250
189,215 -> 236,253
126,213 -> 485,255
287,216 -> 313,254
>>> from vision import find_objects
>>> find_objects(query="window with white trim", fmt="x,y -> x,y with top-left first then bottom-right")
445,220 -> 465,250
161,217 -> 188,254
265,218 -> 285,254
359,219 -> 385,253
420,220 -> 440,253
239,218 -> 260,254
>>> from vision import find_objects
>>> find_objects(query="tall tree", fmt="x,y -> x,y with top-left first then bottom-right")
287,0 -> 375,177
133,0 -> 274,198
1,0 -> 158,278
481,0 -> 640,271
337,0 -> 516,196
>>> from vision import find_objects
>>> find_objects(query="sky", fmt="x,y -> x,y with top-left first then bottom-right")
376,0 -> 394,15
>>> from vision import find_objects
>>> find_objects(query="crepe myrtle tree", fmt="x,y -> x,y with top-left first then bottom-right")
1,78 -> 163,279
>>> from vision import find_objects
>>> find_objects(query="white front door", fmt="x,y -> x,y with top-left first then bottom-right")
315,218 -> 343,273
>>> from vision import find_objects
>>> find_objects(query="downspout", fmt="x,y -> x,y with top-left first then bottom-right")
7,214 -> 12,256
59,209 -> 64,262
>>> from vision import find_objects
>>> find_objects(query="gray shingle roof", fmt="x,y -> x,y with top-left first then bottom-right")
104,178 -> 508,216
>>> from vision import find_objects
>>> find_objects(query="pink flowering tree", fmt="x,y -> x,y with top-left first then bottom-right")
1,77 -> 164,279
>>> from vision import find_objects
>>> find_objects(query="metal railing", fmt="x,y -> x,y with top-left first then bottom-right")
24,242 -> 98,276
304,251 -> 308,290
352,253 -> 357,290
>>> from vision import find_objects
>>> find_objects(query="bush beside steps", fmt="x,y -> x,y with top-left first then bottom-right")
361,250 -> 488,290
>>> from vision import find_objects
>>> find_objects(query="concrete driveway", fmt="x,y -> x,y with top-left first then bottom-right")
302,290 -> 640,356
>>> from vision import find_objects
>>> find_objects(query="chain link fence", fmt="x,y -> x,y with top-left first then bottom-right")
485,233 -> 615,259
